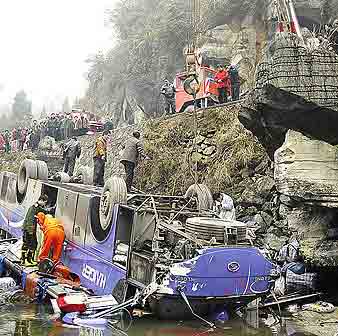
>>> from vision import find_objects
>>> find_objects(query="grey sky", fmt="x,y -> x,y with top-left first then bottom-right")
0,0 -> 114,113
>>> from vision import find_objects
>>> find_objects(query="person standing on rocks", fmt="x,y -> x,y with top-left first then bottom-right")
80,114 -> 89,135
93,130 -> 109,187
55,114 -> 63,141
120,131 -> 150,192
212,192 -> 236,220
161,79 -> 176,114
214,65 -> 231,104
62,115 -> 69,140
228,65 -> 240,101
63,136 -> 82,177
60,115 -> 66,141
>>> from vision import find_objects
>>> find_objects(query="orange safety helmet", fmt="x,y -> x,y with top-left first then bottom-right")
35,212 -> 46,225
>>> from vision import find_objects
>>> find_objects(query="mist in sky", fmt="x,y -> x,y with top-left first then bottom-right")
0,0 -> 115,113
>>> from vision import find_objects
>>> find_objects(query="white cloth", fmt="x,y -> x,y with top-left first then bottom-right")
214,193 -> 236,220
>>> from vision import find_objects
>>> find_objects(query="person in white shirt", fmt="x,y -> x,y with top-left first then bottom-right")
213,192 -> 236,220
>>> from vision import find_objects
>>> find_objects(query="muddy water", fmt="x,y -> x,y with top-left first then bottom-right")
0,303 -> 275,336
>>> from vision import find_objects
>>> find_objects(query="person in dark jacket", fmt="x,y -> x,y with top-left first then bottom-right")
120,131 -> 150,192
63,115 -> 74,140
93,130 -> 109,186
160,79 -> 176,114
63,136 -> 81,177
228,65 -> 240,101
21,194 -> 50,266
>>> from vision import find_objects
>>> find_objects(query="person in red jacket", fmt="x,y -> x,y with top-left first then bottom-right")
214,65 -> 231,104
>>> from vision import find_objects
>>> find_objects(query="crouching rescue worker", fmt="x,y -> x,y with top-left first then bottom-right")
213,192 -> 236,220
21,195 -> 49,266
35,212 -> 65,264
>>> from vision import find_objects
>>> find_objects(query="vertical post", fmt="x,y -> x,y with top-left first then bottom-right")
287,0 -> 303,41
246,298 -> 260,328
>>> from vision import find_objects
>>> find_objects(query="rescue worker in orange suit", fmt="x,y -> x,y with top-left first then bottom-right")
214,65 -> 231,104
21,195 -> 49,266
93,130 -> 109,187
35,212 -> 65,263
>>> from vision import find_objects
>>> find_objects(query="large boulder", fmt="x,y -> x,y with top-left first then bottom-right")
274,130 -> 338,207
38,136 -> 57,151
240,175 -> 275,206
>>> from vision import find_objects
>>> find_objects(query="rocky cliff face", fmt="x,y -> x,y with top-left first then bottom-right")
76,104 -> 267,195
237,19 -> 338,266
273,131 -> 338,265
275,130 -> 338,208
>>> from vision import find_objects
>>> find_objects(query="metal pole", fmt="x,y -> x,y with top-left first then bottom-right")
287,0 -> 303,41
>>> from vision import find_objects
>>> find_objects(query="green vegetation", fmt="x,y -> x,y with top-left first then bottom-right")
135,104 -> 267,195
85,0 -> 190,122
84,0 -> 267,123
0,151 -> 36,174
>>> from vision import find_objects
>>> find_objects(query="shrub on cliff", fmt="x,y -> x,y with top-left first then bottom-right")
135,104 -> 267,195
0,151 -> 36,174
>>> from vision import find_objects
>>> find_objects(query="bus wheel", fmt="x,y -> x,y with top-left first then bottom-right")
184,183 -> 213,211
36,160 -> 49,181
17,159 -> 38,194
99,176 -> 127,230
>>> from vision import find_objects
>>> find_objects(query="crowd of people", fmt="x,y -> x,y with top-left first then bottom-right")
0,112 -> 94,153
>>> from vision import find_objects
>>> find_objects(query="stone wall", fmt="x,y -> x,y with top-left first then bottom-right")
239,30 -> 338,265
256,33 -> 338,110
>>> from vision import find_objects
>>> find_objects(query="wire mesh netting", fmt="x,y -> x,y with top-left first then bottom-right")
255,33 -> 338,111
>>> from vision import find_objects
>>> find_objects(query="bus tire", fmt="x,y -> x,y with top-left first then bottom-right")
36,160 -> 49,181
17,159 -> 38,194
184,183 -> 213,211
99,176 -> 127,230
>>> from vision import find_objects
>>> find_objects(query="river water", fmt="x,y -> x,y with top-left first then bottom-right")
0,303 -> 274,336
